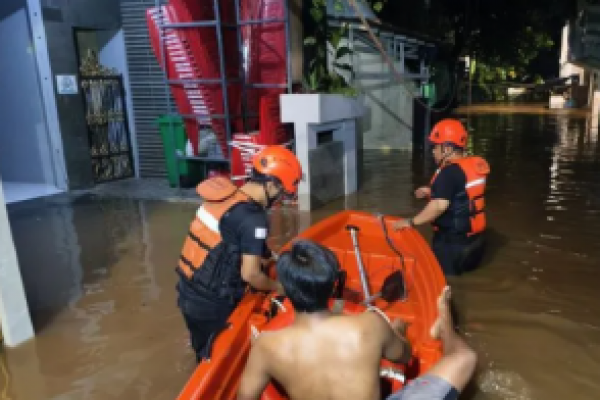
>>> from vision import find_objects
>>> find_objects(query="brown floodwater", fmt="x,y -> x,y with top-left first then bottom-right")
2,106 -> 600,399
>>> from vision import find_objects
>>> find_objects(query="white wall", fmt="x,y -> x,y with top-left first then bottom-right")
0,4 -> 55,184
560,23 -> 585,83
97,29 -> 140,177
0,174 -> 34,347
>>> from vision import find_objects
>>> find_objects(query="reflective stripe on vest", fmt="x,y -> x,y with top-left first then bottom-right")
465,177 -> 486,189
197,206 -> 220,234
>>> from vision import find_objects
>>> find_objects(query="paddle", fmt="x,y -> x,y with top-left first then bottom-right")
361,270 -> 406,305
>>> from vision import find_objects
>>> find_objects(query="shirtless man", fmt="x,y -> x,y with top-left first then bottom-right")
237,240 -> 477,400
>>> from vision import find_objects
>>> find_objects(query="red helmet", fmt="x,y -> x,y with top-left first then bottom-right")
428,119 -> 468,148
251,146 -> 303,195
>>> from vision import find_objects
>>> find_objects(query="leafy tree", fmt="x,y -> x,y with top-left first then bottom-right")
377,0 -> 577,82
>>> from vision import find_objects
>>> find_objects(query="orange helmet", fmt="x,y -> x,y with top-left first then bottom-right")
251,145 -> 303,195
428,119 -> 468,148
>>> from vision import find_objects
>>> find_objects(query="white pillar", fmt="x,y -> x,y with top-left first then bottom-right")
294,123 -> 317,211
591,90 -> 600,131
281,93 -> 364,211
26,0 -> 68,190
559,23 -> 585,82
0,177 -> 34,347
333,119 -> 358,195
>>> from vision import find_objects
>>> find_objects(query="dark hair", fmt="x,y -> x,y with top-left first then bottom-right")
248,168 -> 282,188
441,142 -> 464,152
276,240 -> 339,313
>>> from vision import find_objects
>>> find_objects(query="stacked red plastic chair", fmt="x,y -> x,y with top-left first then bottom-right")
240,0 -> 287,124
147,5 -> 210,155
147,0 -> 290,176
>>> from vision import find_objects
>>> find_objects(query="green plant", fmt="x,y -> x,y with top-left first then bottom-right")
301,0 -> 387,96
303,23 -> 357,96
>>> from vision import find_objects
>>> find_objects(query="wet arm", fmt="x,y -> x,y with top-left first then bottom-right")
377,315 -> 412,364
238,340 -> 271,400
241,255 -> 283,293
412,199 -> 449,226
383,327 -> 412,364
261,246 -> 278,267
239,218 -> 283,293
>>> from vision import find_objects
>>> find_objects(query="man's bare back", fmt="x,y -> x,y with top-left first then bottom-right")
237,240 -> 476,400
241,309 -> 410,400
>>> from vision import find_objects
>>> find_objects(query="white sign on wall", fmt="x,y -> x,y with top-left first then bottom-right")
55,74 -> 78,95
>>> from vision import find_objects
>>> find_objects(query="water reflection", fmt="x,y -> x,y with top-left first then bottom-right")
2,108 -> 600,399
2,196 -> 196,398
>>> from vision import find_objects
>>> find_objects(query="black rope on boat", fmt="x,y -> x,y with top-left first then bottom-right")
378,214 -> 409,301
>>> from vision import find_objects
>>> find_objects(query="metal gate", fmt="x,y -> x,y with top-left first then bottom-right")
80,74 -> 135,182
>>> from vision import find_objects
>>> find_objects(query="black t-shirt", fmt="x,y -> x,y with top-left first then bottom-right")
430,164 -> 467,229
219,201 -> 270,258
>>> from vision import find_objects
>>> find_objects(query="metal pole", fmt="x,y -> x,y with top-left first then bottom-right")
283,0 -> 293,93
213,0 -> 233,162
346,226 -> 372,304
468,56 -> 473,106
424,77 -> 431,151
234,0 -> 249,134
349,24 -> 355,86
157,0 -> 180,188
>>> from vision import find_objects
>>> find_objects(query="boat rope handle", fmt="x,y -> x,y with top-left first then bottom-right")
376,213 -> 410,302
380,366 -> 406,383
270,297 -> 287,312
366,305 -> 391,324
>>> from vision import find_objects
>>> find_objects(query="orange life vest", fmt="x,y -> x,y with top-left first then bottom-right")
177,177 -> 251,301
430,156 -> 490,236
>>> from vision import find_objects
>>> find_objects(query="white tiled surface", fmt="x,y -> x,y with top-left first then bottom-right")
1,182 -> 63,204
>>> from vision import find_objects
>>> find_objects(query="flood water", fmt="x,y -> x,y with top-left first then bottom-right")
2,107 -> 600,399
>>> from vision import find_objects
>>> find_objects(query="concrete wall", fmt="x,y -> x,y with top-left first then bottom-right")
308,141 -> 344,208
0,1 -> 54,184
40,0 -> 122,189
352,45 -> 416,151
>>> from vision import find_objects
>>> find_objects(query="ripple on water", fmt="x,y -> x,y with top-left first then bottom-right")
478,369 -> 533,400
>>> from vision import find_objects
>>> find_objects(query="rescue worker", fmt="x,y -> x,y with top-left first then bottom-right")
393,119 -> 490,276
176,145 -> 303,362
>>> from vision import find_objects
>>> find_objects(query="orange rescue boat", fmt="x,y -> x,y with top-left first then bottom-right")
177,210 -> 446,400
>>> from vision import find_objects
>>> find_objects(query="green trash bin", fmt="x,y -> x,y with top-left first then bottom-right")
157,115 -> 203,188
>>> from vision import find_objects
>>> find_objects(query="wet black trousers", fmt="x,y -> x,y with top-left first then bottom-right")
182,310 -> 231,363
177,283 -> 236,363
432,232 -> 486,276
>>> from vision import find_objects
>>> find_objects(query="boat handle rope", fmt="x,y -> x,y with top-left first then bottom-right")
270,297 -> 287,312
376,213 -> 411,302
380,366 -> 406,383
